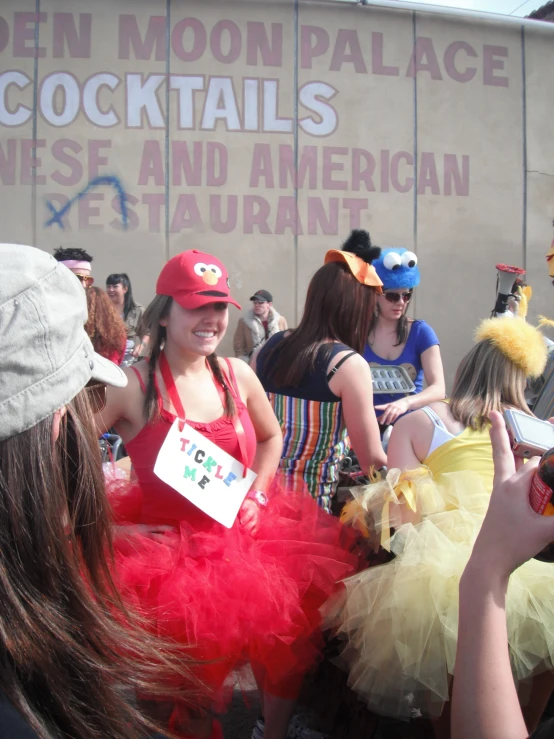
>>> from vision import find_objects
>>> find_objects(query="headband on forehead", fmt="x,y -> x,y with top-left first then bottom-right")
324,230 -> 383,291
59,260 -> 92,275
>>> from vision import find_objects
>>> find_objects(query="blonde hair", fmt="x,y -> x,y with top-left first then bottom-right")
450,339 -> 531,430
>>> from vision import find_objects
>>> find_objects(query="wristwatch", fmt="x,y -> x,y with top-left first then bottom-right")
247,490 -> 268,508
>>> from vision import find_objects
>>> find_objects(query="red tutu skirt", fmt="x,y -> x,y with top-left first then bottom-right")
110,481 -> 359,703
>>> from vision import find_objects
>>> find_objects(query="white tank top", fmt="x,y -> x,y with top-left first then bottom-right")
421,406 -> 462,456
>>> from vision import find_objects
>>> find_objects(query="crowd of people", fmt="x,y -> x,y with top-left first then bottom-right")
1,232 -> 554,739
54,248 -> 147,366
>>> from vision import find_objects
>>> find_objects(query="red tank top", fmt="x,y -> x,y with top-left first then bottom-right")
125,356 -> 257,528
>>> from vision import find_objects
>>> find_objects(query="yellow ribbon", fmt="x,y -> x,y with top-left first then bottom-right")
341,467 -> 433,551
380,494 -> 394,550
397,479 -> 417,512
340,498 -> 371,538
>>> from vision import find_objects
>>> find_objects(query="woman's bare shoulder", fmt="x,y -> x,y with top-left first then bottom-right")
128,358 -> 149,381
220,356 -> 257,391
122,360 -> 153,399
395,406 -> 433,431
223,356 -> 250,377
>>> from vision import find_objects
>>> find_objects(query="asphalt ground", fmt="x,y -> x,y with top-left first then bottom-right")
220,670 -> 261,739
218,659 -> 554,739
218,663 -> 436,739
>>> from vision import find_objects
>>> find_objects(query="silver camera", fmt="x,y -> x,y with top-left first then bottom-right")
503,409 -> 554,459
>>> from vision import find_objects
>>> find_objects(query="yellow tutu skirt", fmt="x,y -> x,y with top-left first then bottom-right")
331,468 -> 554,719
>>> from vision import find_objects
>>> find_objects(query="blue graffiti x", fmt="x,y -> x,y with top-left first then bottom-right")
45,175 -> 129,230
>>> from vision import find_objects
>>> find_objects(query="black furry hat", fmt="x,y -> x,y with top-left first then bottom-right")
341,230 -> 381,264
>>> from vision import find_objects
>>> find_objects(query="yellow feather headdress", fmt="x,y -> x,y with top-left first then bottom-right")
539,315 -> 554,331
516,285 -> 532,320
475,317 -> 548,378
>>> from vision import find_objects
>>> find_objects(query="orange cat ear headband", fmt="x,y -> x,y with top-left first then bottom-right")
324,230 -> 383,291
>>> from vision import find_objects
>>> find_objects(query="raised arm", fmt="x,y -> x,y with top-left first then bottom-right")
329,353 -> 387,472
452,412 -> 554,739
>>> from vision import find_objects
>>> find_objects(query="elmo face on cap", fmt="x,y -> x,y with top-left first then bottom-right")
156,250 -> 241,310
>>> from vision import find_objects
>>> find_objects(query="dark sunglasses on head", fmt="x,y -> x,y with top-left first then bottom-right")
84,380 -> 107,413
384,291 -> 413,304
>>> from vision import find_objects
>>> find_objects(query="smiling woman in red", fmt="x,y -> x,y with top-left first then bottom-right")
97,250 -> 358,739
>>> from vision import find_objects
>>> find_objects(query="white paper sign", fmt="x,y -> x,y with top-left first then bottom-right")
154,419 -> 257,528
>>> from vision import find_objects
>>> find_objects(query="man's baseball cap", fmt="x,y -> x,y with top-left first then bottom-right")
0,244 -> 127,441
250,290 -> 273,303
157,250 -> 241,310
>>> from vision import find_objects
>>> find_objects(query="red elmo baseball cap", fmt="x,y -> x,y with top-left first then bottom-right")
156,250 -> 241,310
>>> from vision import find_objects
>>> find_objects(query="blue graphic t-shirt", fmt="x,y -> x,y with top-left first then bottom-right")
363,320 -> 439,417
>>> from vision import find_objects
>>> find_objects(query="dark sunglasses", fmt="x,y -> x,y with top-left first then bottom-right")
85,380 -> 107,413
384,291 -> 413,304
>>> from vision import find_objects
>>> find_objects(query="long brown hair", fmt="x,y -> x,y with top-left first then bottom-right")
85,287 -> 127,360
368,301 -> 412,347
263,262 -> 379,387
0,390 -> 201,739
140,296 -> 236,423
450,339 -> 531,430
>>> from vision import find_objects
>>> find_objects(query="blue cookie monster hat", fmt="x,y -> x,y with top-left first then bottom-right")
373,247 -> 420,290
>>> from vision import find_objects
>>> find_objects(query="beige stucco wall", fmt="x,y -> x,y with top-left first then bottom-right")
1,0 -> 553,386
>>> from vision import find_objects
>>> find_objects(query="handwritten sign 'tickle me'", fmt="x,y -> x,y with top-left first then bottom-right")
154,419 -> 257,528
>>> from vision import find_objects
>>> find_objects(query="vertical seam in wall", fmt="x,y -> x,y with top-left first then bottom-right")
32,0 -> 40,247
412,11 -> 418,316
293,0 -> 300,326
165,0 -> 171,262
521,25 -> 527,272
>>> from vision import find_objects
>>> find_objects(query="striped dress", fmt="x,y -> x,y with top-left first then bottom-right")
257,333 -> 354,512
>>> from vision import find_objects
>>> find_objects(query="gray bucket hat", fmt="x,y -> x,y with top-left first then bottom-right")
0,243 -> 127,440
